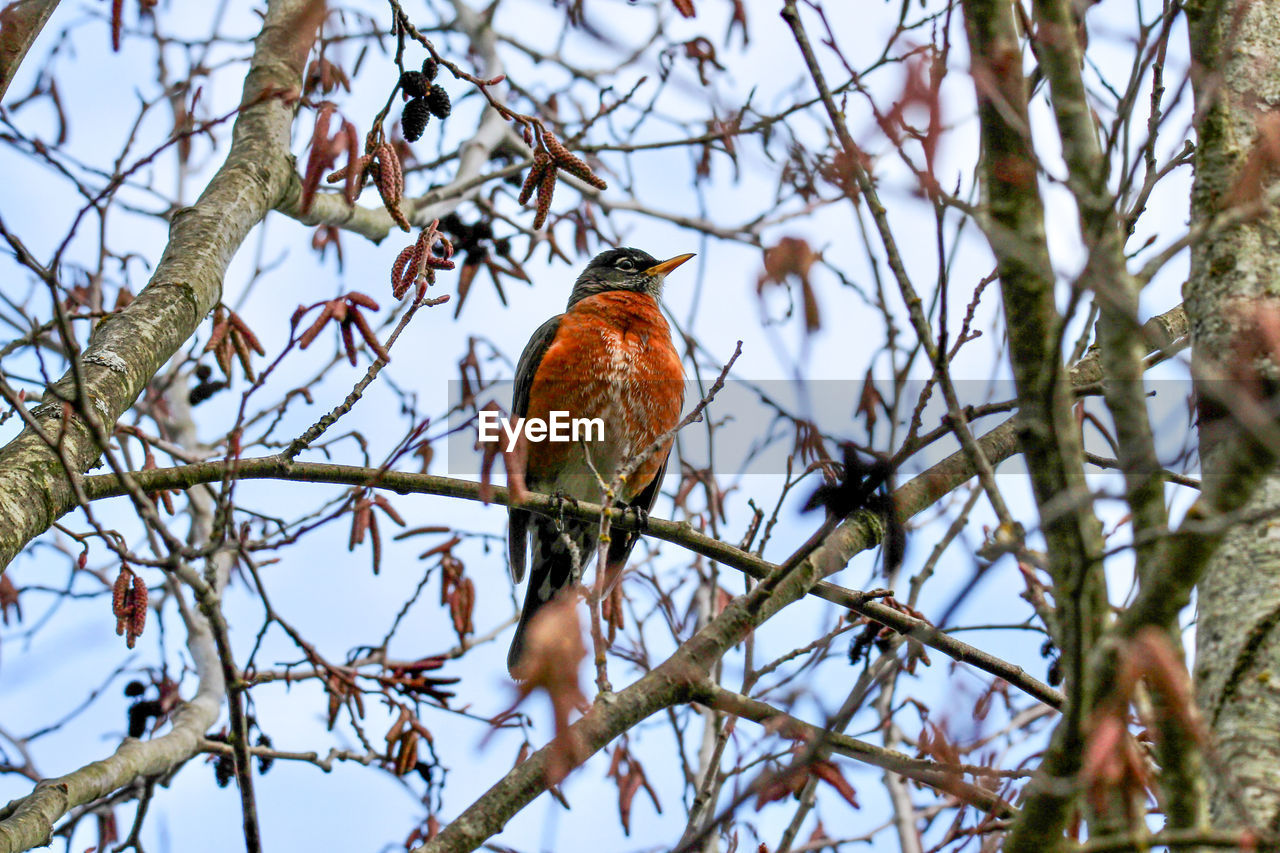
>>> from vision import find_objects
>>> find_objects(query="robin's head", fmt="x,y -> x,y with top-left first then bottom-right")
566,247 -> 695,309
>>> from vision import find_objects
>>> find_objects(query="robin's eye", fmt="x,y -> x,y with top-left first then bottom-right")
616,258 -> 636,271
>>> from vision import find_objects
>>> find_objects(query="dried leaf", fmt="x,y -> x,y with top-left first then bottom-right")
505,595 -> 589,785
0,575 -> 20,625
810,760 -> 858,809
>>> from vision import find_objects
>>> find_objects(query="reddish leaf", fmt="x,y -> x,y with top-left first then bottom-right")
810,760 -> 858,808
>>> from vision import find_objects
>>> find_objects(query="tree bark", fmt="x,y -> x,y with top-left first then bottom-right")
1188,0 -> 1280,831
0,3 -> 322,842
0,0 -> 321,575
960,0 -> 1108,846
0,0 -> 60,103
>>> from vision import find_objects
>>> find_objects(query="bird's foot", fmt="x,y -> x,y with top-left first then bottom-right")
551,490 -> 579,523
626,504 -> 650,531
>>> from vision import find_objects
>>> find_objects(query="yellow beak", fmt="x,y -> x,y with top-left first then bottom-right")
643,253 -> 696,277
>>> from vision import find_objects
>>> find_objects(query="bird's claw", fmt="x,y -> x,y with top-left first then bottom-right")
551,490 -> 579,522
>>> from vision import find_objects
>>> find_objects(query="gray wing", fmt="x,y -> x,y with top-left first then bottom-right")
507,314 -> 563,584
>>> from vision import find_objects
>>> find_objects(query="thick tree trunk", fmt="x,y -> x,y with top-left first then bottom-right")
1188,0 -> 1280,829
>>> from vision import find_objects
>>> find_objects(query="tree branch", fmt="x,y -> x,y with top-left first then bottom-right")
0,0 -> 61,103
0,0 -> 323,574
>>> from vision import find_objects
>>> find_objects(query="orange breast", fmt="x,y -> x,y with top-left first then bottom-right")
523,291 -> 684,503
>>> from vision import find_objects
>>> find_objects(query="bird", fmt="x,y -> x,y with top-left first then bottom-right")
505,247 -> 693,676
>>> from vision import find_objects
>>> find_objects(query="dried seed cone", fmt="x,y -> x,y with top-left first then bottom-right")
559,152 -> 607,189
341,124 -> 362,204
543,131 -> 606,189
519,152 -> 552,206
533,165 -> 557,229
347,291 -> 380,311
378,144 -> 403,201
425,84 -> 451,119
392,244 -> 420,298
541,132 -> 570,162
127,576 -> 148,648
229,310 -> 265,355
214,755 -> 234,787
375,143 -> 411,232
113,568 -> 132,619
394,730 -> 419,776
402,98 -> 431,142
399,70 -> 429,99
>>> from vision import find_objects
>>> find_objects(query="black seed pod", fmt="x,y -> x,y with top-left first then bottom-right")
256,734 -> 275,773
188,379 -> 227,406
402,98 -> 431,142
421,58 -> 438,81
214,754 -> 235,788
425,84 -> 451,119
399,70 -> 428,99
127,700 -> 160,738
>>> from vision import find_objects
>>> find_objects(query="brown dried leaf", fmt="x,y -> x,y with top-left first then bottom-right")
856,367 -> 883,433
810,760 -> 858,809
757,237 -> 821,334
754,765 -> 806,809
601,582 -> 625,643
450,576 -> 475,640
607,744 -> 662,835
349,499 -> 371,550
507,595 -> 589,784
1124,628 -> 1205,746
340,123 -> 363,205
477,401 -> 505,504
0,574 -> 20,626
454,261 -> 480,318
111,0 -> 123,51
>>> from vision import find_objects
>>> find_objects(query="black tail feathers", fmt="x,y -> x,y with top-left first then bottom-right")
507,517 -> 596,676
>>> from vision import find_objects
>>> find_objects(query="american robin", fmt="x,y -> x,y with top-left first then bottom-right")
506,247 -> 693,675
